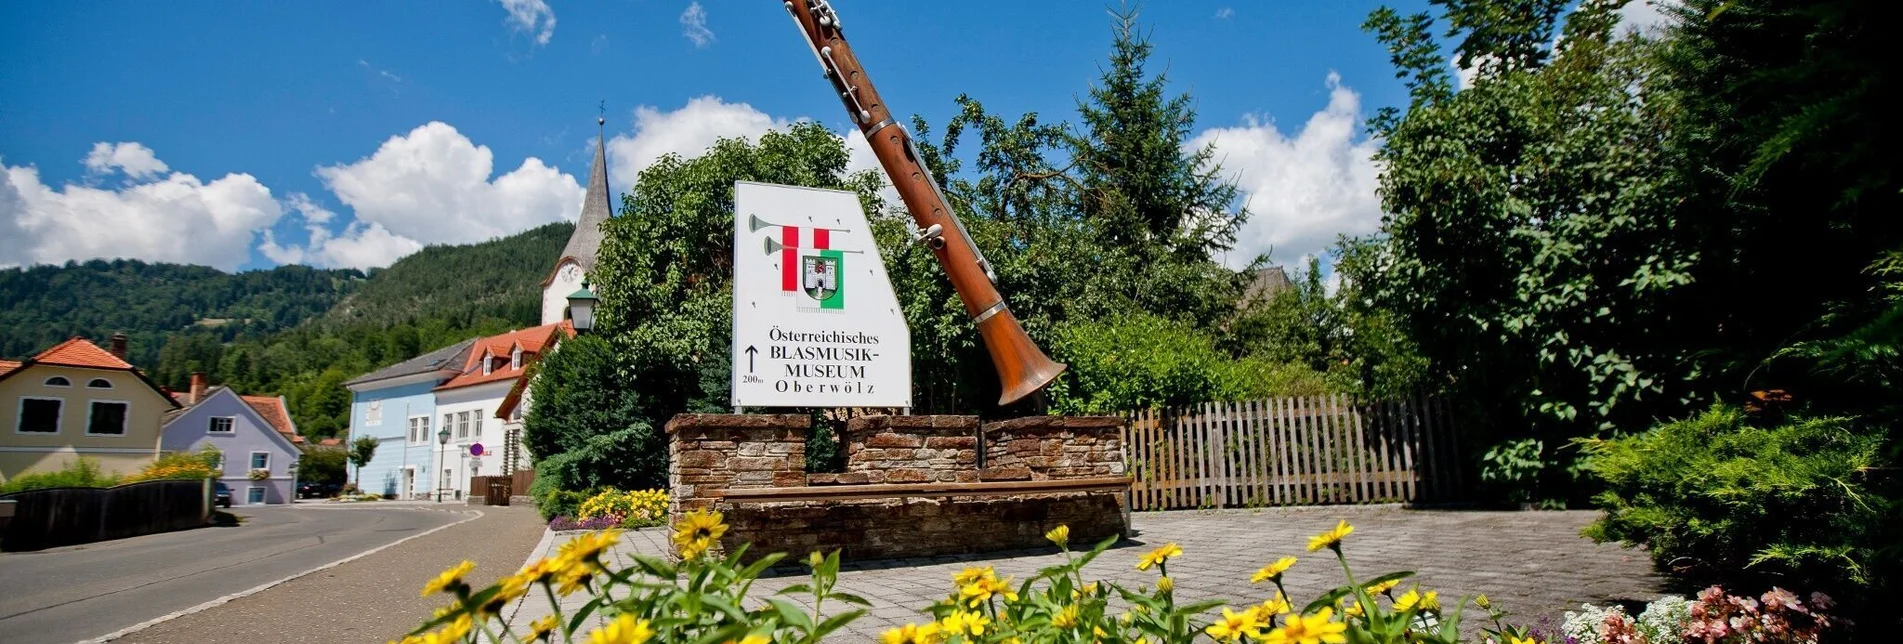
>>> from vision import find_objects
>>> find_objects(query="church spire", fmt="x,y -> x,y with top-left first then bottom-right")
556,116 -> 614,275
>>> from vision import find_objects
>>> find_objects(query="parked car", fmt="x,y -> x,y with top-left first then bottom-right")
296,482 -> 344,499
213,481 -> 232,508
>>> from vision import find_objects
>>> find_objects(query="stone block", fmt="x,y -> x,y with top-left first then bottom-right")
980,466 -> 1032,481
866,432 -> 923,448
884,468 -> 931,483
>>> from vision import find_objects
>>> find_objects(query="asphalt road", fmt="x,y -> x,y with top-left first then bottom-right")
0,503 -> 469,644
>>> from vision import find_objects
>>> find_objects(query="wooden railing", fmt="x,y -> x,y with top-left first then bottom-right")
1121,394 -> 1465,511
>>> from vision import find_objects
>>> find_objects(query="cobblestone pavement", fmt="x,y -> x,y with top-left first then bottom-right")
505,505 -> 1665,642
123,504 -> 546,644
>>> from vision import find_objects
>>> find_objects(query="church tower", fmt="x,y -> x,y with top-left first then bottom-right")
542,117 -> 614,325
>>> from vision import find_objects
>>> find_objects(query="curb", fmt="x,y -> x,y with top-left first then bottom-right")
79,509 -> 485,643
499,526 -> 558,628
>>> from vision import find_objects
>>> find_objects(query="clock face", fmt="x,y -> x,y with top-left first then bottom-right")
560,263 -> 580,283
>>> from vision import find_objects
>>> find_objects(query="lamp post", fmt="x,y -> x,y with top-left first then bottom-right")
567,281 -> 598,333
436,427 -> 451,503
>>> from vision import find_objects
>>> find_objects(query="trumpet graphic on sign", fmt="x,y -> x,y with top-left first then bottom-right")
750,213 -> 856,311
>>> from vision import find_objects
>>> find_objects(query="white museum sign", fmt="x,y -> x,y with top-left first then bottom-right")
731,181 -> 912,408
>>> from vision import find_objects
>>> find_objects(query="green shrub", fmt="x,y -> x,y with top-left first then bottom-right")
1582,404 -> 1896,606
1050,313 -> 1335,414
0,457 -> 122,494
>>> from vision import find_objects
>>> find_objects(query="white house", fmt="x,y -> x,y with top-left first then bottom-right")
429,322 -> 571,500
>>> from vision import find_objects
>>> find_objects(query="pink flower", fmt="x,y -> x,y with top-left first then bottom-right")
1808,592 -> 1834,610
1760,587 -> 1799,612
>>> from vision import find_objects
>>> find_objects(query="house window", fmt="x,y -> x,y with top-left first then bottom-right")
456,411 -> 470,440
442,414 -> 453,441
481,353 -> 493,376
86,401 -> 128,435
43,376 -> 70,387
17,397 -> 62,433
511,347 -> 522,370
87,378 -> 113,389
409,416 -> 428,444
247,487 -> 265,504
366,400 -> 382,425
209,416 -> 235,434
472,411 -> 484,439
250,451 -> 270,471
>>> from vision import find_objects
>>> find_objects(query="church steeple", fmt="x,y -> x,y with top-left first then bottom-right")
558,117 -> 614,275
541,116 -> 616,324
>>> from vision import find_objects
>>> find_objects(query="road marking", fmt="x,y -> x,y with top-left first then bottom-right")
78,508 -> 484,644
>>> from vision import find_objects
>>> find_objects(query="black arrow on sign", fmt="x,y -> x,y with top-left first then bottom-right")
744,345 -> 757,373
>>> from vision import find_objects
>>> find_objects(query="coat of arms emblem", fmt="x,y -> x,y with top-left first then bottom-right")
800,252 -> 844,309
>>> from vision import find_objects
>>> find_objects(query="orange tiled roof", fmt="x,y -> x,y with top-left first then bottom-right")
318,437 -> 343,447
32,337 -> 134,370
240,395 -> 305,444
0,360 -> 20,377
435,321 -> 574,391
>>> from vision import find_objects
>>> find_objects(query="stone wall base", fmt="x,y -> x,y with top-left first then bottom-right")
719,492 -> 1124,561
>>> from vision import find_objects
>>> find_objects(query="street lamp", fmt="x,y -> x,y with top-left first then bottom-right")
436,427 -> 451,503
567,281 -> 598,333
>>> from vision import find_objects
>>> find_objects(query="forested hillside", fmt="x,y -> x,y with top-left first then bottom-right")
1,221 -> 575,438
0,260 -> 361,367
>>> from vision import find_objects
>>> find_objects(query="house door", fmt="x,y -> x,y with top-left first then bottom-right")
403,468 -> 415,500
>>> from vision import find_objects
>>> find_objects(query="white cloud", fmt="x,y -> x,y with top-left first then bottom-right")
680,2 -> 715,48
605,96 -> 792,190
1618,0 -> 1676,34
257,194 -> 422,270
317,121 -> 584,247
83,142 -> 169,180
498,0 -> 556,46
1191,72 -> 1382,270
2,146 -> 281,271
1214,8 -> 1235,19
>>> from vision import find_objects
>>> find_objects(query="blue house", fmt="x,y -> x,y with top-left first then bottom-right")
343,339 -> 475,498
161,385 -> 303,504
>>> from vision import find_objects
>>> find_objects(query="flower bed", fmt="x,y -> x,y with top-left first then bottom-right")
399,517 -> 1841,643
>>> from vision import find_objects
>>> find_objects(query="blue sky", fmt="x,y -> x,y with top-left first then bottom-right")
0,1 -> 1667,273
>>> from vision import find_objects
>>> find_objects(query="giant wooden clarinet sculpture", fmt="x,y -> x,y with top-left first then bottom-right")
782,0 -> 1065,405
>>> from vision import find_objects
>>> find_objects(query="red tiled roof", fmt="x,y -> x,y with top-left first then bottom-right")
435,321 -> 574,392
0,360 -> 20,378
32,337 -> 134,370
240,395 -> 305,444
318,437 -> 343,447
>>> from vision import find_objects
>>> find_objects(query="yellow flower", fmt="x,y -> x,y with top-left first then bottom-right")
953,566 -> 996,587
1051,605 -> 1080,629
1156,576 -> 1174,592
401,615 -> 472,644
1045,524 -> 1070,547
1421,591 -> 1440,611
1393,589 -> 1440,612
1305,520 -> 1354,552
958,575 -> 1018,607
421,560 -> 476,597
941,611 -> 990,637
1364,579 -> 1400,595
881,622 -> 943,644
481,573 -> 532,614
1249,593 -> 1293,622
1475,594 -> 1492,609
1341,600 -> 1364,618
671,508 -> 727,559
1507,637 -> 1536,644
558,530 -> 623,568
1135,543 -> 1182,571
528,615 -> 560,642
1262,607 -> 1347,644
730,636 -> 770,644
1252,557 -> 1297,584
586,614 -> 654,644
555,566 -> 594,597
1205,607 -> 1264,642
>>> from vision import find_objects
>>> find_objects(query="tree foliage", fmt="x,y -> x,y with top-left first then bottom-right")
521,335 -> 664,493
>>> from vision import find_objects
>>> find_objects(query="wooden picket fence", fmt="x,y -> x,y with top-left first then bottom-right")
1120,394 -> 1465,511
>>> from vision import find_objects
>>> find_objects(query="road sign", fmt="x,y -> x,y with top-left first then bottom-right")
731,181 -> 911,408
469,443 -> 484,456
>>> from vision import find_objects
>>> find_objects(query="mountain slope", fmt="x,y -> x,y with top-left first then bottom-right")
0,260 -> 362,366
316,221 -> 572,330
